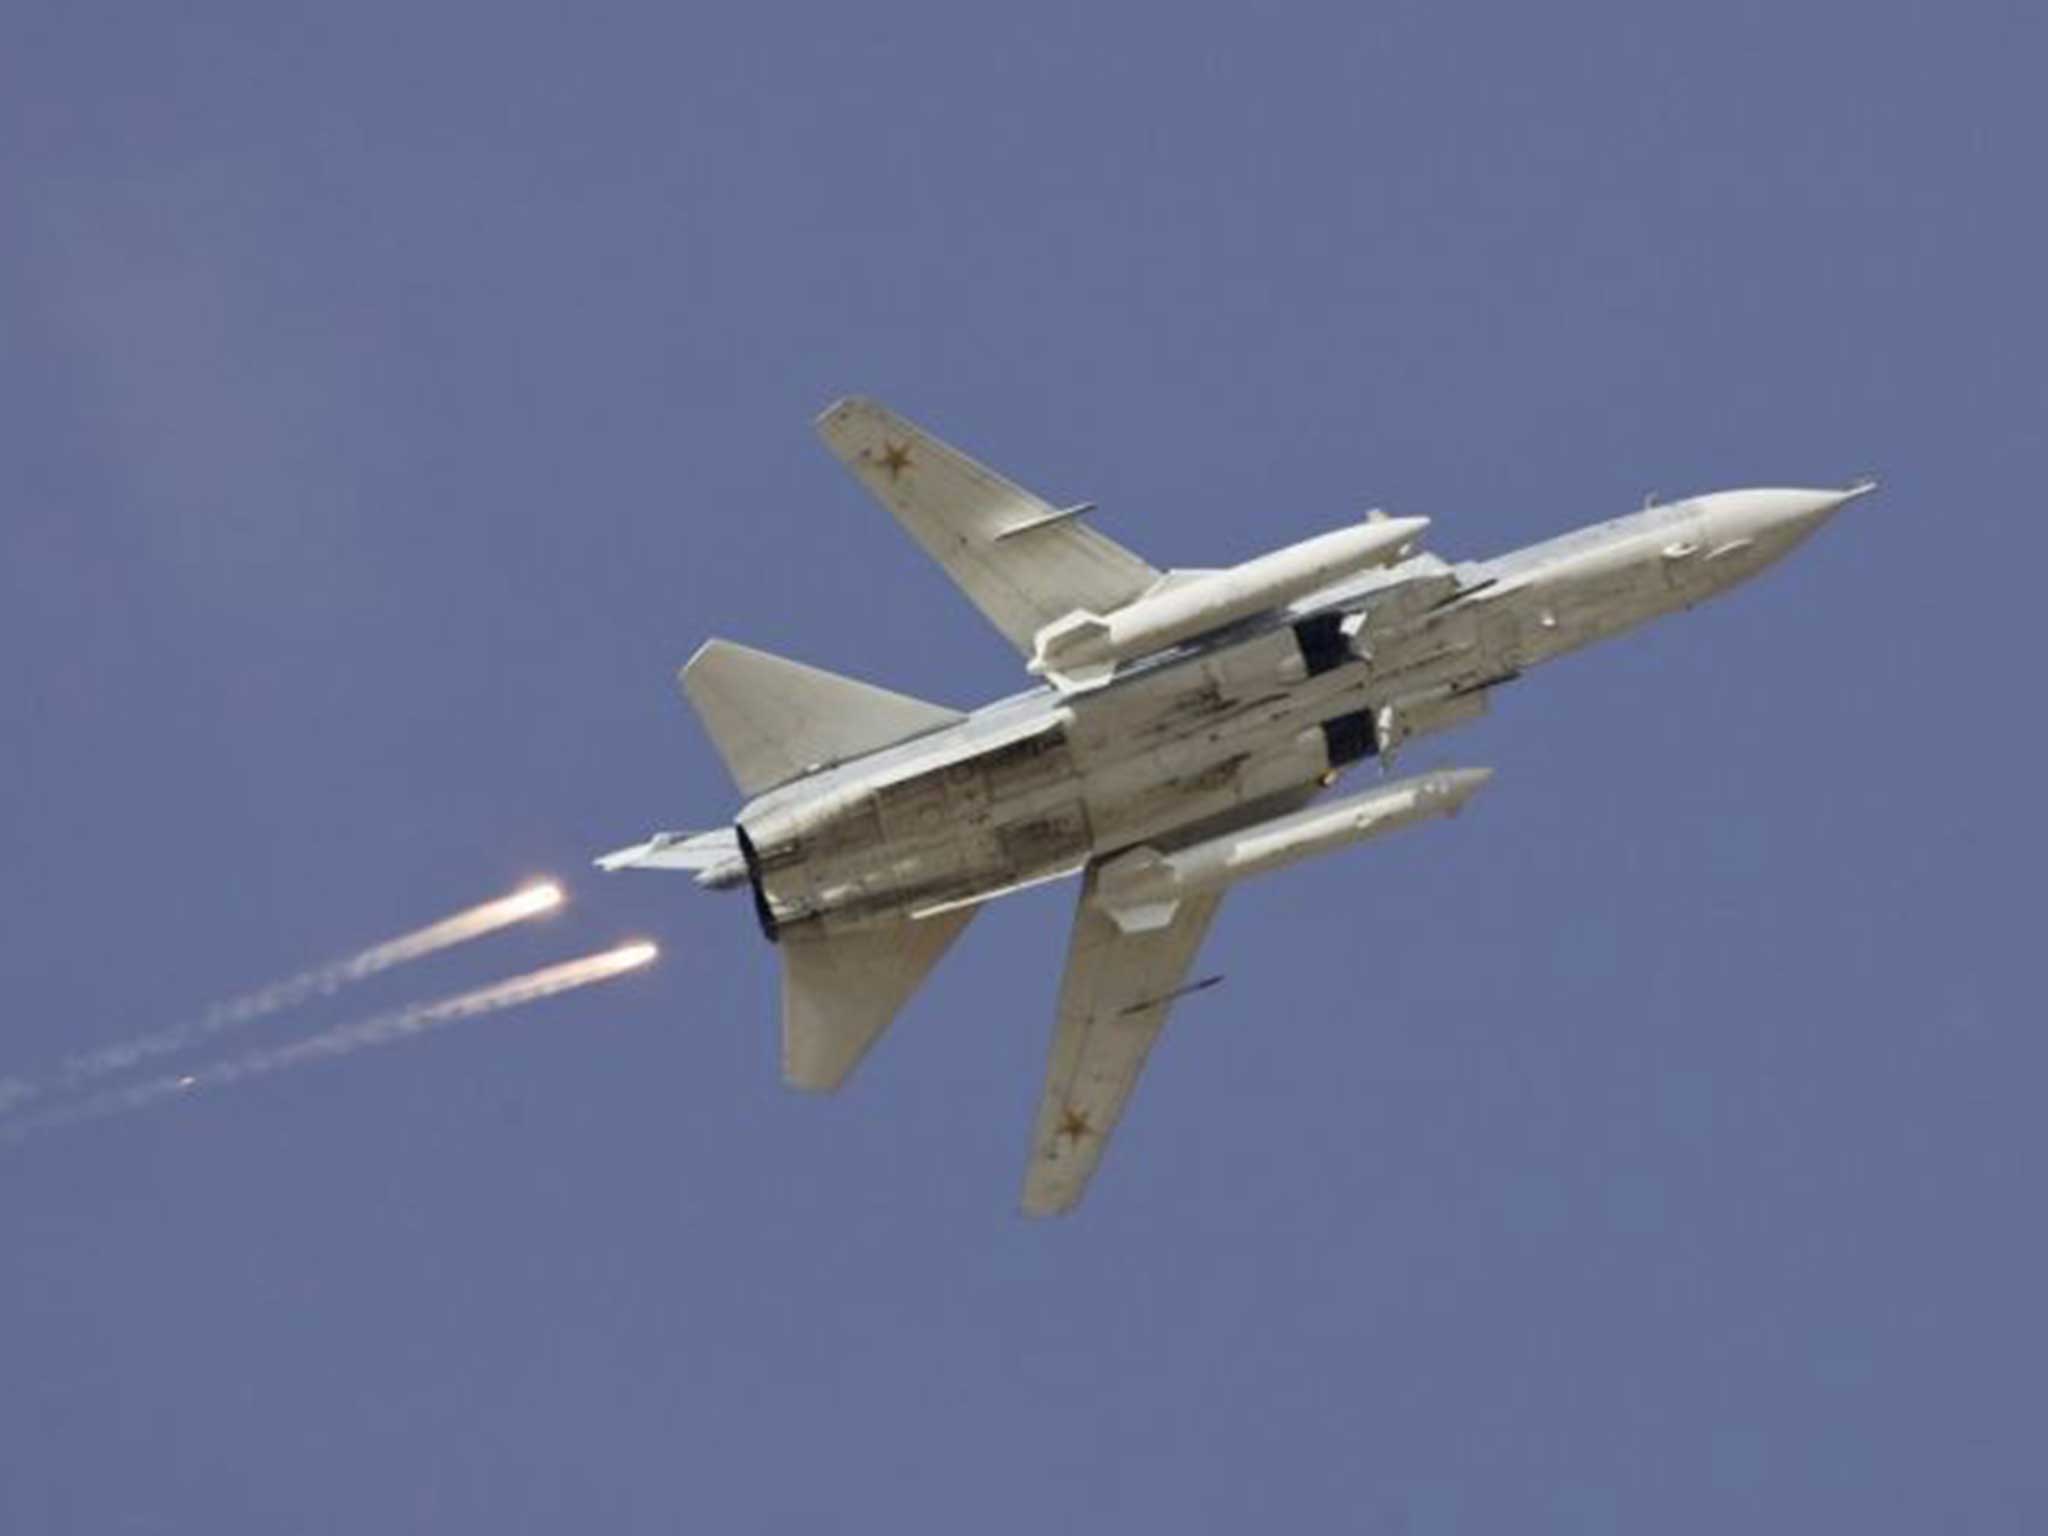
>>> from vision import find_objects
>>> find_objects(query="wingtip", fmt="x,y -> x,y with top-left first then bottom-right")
813,395 -> 876,433
679,636 -> 743,682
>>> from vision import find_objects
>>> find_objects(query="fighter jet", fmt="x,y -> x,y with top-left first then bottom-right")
601,398 -> 1870,1214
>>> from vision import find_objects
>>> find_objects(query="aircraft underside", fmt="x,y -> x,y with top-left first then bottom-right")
600,396 -> 1869,1213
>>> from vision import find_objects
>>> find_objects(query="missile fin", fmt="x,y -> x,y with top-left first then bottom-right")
1105,900 -> 1181,935
1092,846 -> 1181,932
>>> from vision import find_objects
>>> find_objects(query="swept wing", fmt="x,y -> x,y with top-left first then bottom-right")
1022,866 -> 1225,1216
816,397 -> 1160,656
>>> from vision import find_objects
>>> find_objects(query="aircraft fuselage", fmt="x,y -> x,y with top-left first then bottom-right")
734,486 -> 1864,942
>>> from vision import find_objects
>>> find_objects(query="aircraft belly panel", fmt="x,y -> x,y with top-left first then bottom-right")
746,718 -> 1095,928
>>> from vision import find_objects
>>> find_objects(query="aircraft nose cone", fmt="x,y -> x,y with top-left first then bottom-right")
1695,481 -> 1876,546
1783,479 -> 1878,530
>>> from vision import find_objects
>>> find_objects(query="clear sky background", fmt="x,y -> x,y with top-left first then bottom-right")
4,3 -> 2044,1530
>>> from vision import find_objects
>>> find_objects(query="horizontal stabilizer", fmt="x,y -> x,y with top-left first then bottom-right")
680,639 -> 963,798
780,910 -> 977,1092
594,828 -> 746,887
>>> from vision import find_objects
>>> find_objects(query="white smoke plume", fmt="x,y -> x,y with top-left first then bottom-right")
2,940 -> 656,1144
0,881 -> 565,1116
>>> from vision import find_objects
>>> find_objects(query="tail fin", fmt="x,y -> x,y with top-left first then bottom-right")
780,909 -> 977,1091
679,639 -> 964,797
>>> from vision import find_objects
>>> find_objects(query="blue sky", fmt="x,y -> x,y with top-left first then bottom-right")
3,3 -> 2044,1530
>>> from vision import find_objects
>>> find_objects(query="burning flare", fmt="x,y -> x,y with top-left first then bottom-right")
0,881 -> 568,1115
3,939 -> 657,1142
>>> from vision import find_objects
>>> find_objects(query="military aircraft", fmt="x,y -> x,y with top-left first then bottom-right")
601,398 -> 1870,1214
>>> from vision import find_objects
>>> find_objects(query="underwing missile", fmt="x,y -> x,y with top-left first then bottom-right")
1028,514 -> 1430,689
1091,766 -> 1492,933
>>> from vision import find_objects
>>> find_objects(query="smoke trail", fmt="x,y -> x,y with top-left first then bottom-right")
2,941 -> 657,1143
0,881 -> 566,1112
